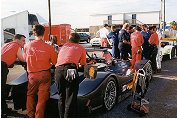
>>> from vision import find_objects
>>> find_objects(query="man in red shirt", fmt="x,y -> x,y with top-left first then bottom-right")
55,33 -> 86,118
149,26 -> 159,73
24,24 -> 57,118
130,26 -> 144,68
1,34 -> 26,117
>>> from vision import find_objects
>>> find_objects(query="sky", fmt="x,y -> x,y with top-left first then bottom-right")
1,0 -> 177,28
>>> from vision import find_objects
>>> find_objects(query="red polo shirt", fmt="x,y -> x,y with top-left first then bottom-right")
1,41 -> 21,66
149,32 -> 159,46
56,43 -> 86,68
24,40 -> 57,73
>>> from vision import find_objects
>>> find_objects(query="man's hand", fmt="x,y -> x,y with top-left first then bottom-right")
123,40 -> 128,44
107,39 -> 113,46
17,48 -> 25,62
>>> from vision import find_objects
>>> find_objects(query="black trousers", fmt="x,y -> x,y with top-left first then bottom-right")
120,49 -> 129,60
119,43 -> 129,60
149,45 -> 158,73
1,61 -> 10,114
55,64 -> 79,118
143,48 -> 150,60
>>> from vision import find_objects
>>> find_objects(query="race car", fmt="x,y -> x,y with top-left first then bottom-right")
159,41 -> 176,60
7,48 -> 152,117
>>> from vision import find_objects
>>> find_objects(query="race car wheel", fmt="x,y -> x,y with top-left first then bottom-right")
103,77 -> 117,111
145,63 -> 152,82
170,47 -> 175,59
144,63 -> 152,94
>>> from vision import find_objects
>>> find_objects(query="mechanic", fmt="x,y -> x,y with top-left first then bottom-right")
107,25 -> 120,59
1,34 -> 26,117
97,24 -> 110,47
130,26 -> 144,68
127,26 -> 134,57
55,33 -> 87,118
149,26 -> 159,74
24,24 -> 57,118
141,24 -> 151,59
118,23 -> 131,60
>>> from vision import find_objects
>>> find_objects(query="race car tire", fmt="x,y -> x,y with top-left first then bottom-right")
145,62 -> 152,82
170,47 -> 175,59
103,77 -> 117,111
144,62 -> 152,94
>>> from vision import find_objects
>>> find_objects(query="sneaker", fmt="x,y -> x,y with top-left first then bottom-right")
2,108 -> 12,114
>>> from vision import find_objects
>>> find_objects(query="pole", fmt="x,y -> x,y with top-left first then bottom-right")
160,0 -> 162,29
48,0 -> 52,41
163,0 -> 165,31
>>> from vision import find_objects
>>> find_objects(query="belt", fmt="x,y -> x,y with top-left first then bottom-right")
60,63 -> 76,67
29,69 -> 50,73
58,63 -> 77,69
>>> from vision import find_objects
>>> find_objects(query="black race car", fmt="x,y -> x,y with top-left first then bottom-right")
7,48 -> 152,117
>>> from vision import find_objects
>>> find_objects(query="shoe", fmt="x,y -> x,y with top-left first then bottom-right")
1,113 -> 7,118
157,69 -> 161,73
2,108 -> 12,115
26,115 -> 35,118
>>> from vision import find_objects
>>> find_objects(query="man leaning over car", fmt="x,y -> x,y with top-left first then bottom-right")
1,34 -> 26,117
55,33 -> 87,118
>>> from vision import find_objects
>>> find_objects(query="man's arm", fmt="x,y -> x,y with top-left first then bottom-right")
17,47 -> 25,62
80,49 -> 87,66
97,31 -> 101,39
141,35 -> 144,44
149,33 -> 154,44
123,33 -> 128,44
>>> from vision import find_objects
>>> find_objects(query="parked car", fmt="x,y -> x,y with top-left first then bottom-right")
90,37 -> 101,46
7,48 -> 152,117
79,33 -> 90,43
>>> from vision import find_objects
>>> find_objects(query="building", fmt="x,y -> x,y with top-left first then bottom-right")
89,11 -> 160,38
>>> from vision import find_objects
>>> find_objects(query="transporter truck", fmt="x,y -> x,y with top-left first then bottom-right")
1,10 -> 39,46
1,10 -> 71,46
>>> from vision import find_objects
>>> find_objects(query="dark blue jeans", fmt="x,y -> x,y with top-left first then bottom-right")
112,44 -> 120,59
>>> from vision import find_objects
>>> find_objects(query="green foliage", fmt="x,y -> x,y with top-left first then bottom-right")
170,21 -> 177,30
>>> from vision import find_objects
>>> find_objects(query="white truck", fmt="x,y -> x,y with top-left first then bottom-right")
1,10 -> 47,46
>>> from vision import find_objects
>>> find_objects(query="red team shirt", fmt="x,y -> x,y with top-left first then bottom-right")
1,42 -> 21,66
149,32 -> 159,46
56,43 -> 86,68
130,32 -> 144,49
24,40 -> 57,73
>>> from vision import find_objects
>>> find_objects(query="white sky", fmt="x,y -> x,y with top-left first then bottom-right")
1,0 -> 177,28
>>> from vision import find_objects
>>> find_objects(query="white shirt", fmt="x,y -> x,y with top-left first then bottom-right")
98,27 -> 109,39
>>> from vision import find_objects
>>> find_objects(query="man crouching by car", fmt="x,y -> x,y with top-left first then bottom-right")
55,33 -> 87,118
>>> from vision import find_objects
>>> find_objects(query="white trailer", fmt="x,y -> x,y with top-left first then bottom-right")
1,10 -> 45,46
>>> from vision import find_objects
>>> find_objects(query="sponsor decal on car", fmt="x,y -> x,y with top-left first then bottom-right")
89,67 -> 95,79
122,81 -> 133,92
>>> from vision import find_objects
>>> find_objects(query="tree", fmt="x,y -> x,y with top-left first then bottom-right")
170,21 -> 177,30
